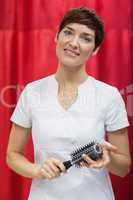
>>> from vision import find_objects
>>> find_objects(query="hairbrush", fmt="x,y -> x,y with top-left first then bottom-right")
63,141 -> 103,170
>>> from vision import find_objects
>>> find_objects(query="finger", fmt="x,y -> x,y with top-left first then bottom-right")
102,149 -> 111,166
80,162 -> 84,167
47,161 -> 61,176
82,154 -> 95,165
80,161 -> 91,168
42,163 -> 56,178
51,158 -> 66,173
86,149 -> 109,169
90,163 -> 104,169
91,150 -> 110,169
102,141 -> 118,152
90,158 -> 110,169
40,168 -> 53,179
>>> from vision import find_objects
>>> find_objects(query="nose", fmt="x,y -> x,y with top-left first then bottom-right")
69,36 -> 79,49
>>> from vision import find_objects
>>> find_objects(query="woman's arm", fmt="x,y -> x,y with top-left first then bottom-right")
6,123 -> 66,179
6,123 -> 39,178
82,128 -> 131,177
106,127 -> 131,177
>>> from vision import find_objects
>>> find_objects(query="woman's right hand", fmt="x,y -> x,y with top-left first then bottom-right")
33,158 -> 66,180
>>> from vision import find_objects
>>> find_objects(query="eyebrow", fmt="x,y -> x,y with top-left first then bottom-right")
65,25 -> 95,38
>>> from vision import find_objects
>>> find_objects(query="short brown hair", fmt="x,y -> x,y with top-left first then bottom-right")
58,7 -> 104,50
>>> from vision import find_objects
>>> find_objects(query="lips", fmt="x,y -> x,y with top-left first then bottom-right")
64,48 -> 80,57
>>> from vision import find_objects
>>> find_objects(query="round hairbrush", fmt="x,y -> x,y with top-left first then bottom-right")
63,141 -> 103,170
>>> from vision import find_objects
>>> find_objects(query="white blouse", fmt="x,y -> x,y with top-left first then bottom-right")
10,74 -> 129,200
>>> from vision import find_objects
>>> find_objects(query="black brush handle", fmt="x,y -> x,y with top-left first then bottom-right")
57,160 -> 72,171
63,160 -> 72,170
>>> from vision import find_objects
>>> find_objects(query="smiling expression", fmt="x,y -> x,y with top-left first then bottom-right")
55,23 -> 97,68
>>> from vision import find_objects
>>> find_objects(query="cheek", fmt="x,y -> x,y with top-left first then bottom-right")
81,49 -> 93,59
56,42 -> 64,59
56,34 -> 66,49
82,44 -> 95,58
56,38 -> 65,51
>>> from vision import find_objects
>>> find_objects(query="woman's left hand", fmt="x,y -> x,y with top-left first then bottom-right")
81,141 -> 118,169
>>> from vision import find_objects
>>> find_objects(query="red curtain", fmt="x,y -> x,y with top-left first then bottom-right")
0,0 -> 133,199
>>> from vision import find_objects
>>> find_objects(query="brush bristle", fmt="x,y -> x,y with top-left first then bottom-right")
70,141 -> 103,167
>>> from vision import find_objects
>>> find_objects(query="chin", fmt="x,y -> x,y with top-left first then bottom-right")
60,57 -> 82,68
62,62 -> 82,69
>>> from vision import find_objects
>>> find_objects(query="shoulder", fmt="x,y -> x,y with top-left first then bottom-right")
25,74 -> 54,92
20,74 -> 55,103
88,76 -> 123,110
90,76 -> 120,100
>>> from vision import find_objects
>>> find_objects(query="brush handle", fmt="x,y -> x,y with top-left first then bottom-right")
63,160 -> 73,170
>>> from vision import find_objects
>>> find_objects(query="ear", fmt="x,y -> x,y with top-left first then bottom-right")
54,33 -> 58,43
92,47 -> 100,56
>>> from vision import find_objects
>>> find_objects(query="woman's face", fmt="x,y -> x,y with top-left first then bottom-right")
55,23 -> 97,68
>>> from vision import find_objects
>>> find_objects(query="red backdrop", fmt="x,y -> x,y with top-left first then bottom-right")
0,0 -> 133,200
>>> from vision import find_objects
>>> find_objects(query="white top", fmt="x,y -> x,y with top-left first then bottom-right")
10,74 -> 129,200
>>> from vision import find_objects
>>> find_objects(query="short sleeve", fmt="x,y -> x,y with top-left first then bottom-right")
10,84 -> 32,128
105,88 -> 129,132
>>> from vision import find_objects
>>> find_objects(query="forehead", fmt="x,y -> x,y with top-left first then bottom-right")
63,23 -> 95,37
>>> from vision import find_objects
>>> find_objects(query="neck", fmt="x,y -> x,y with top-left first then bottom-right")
55,63 -> 88,86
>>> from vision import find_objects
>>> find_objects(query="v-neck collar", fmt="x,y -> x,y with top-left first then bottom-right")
51,74 -> 91,113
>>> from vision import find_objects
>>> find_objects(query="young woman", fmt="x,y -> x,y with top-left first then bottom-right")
6,7 -> 131,200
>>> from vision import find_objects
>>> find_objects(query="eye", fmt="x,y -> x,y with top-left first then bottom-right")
81,37 -> 93,43
63,30 -> 73,36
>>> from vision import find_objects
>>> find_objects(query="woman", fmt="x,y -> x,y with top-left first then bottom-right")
6,7 -> 131,200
